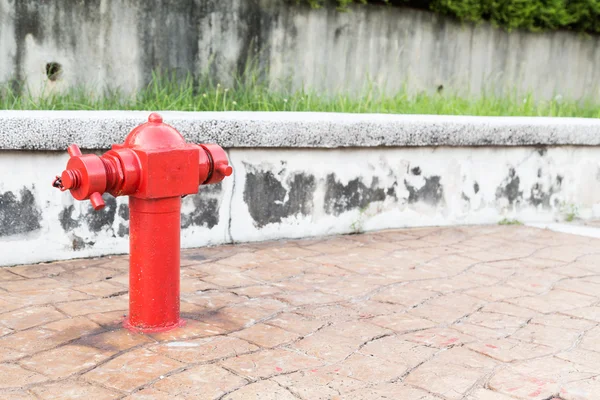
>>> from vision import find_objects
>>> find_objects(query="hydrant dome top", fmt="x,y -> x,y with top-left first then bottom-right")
123,113 -> 187,150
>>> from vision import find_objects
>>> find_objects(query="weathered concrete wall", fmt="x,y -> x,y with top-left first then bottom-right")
1,112 -> 600,266
1,0 -> 599,100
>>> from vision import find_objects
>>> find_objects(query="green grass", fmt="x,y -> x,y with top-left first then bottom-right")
498,218 -> 523,226
1,73 -> 599,117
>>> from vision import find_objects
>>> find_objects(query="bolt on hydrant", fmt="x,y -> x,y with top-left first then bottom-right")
52,113 -> 232,332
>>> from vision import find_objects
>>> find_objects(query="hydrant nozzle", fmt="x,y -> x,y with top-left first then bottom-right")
53,113 -> 232,332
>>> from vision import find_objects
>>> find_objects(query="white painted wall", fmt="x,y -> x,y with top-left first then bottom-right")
1,145 -> 599,266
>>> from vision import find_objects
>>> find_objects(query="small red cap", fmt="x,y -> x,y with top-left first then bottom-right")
148,113 -> 163,124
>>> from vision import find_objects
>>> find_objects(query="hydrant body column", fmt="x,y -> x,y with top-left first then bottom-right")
127,197 -> 182,331
53,113 -> 232,333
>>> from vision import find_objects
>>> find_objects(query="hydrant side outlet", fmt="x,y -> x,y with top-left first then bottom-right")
53,113 -> 232,333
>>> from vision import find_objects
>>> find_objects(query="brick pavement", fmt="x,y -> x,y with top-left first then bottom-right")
0,226 -> 599,399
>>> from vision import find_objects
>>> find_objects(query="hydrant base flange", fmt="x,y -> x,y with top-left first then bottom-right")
123,317 -> 186,333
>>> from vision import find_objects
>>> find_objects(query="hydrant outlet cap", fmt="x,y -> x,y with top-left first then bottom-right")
148,113 -> 163,124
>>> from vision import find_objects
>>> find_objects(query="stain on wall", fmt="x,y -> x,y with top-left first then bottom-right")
244,169 -> 316,227
118,204 -> 129,220
117,224 -> 129,238
85,195 -> 117,233
324,174 -> 386,215
529,174 -> 563,208
181,183 -> 223,229
71,234 -> 95,251
405,175 -> 444,206
117,203 -> 130,237
58,205 -> 80,232
496,167 -> 523,206
0,187 -> 42,236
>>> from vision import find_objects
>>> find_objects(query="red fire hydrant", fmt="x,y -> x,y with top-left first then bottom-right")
53,113 -> 232,332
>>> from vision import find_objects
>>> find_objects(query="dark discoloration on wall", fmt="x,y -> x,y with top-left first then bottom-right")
386,183 -> 397,200
181,183 -> 223,230
473,182 -> 480,194
496,168 -> 522,206
244,170 -> 316,227
59,205 -> 80,232
324,174 -> 386,215
529,174 -> 563,208
181,198 -> 219,229
71,234 -> 94,251
13,1 -> 43,92
0,187 -> 42,237
118,204 -> 129,221
405,176 -> 444,205
85,195 -> 117,233
117,224 -> 129,238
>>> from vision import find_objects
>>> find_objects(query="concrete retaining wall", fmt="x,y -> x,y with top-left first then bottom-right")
1,111 -> 600,266
1,1 -> 600,100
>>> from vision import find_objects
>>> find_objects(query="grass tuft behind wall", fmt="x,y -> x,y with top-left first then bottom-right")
1,72 -> 599,118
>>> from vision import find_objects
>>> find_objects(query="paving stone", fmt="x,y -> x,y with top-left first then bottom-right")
468,338 -> 555,362
76,328 -> 154,352
0,346 -> 26,362
466,388 -> 522,399
579,326 -> 600,353
200,306 -> 275,332
295,304 -> 357,323
150,336 -> 258,363
400,327 -> 477,348
0,306 -> 65,330
231,323 -> 299,348
153,364 -> 247,399
0,226 -> 599,398
319,352 -> 406,383
220,348 -> 323,380
359,336 -> 437,368
29,380 -> 121,399
8,264 -> 65,279
73,281 -> 127,297
179,291 -> 244,310
264,312 -> 325,335
0,317 -> 102,355
562,306 -> 600,322
507,290 -> 596,313
488,357 -> 595,400
123,388 -> 177,399
0,390 -> 37,399
272,370 -> 362,399
509,323 -> 581,350
7,288 -> 91,306
57,267 -> 119,285
148,319 -> 226,342
292,328 -> 361,360
0,277 -> 64,292
222,380 -> 296,400
341,383 -> 438,400
84,348 -> 184,392
405,348 -> 496,399
369,312 -> 436,333
20,344 -> 114,378
85,311 -> 128,327
0,363 -> 47,389
56,295 -> 128,316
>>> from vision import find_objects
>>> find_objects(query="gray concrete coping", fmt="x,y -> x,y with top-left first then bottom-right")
1,110 -> 600,150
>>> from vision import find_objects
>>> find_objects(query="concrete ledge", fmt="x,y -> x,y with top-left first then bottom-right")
2,111 -> 600,150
